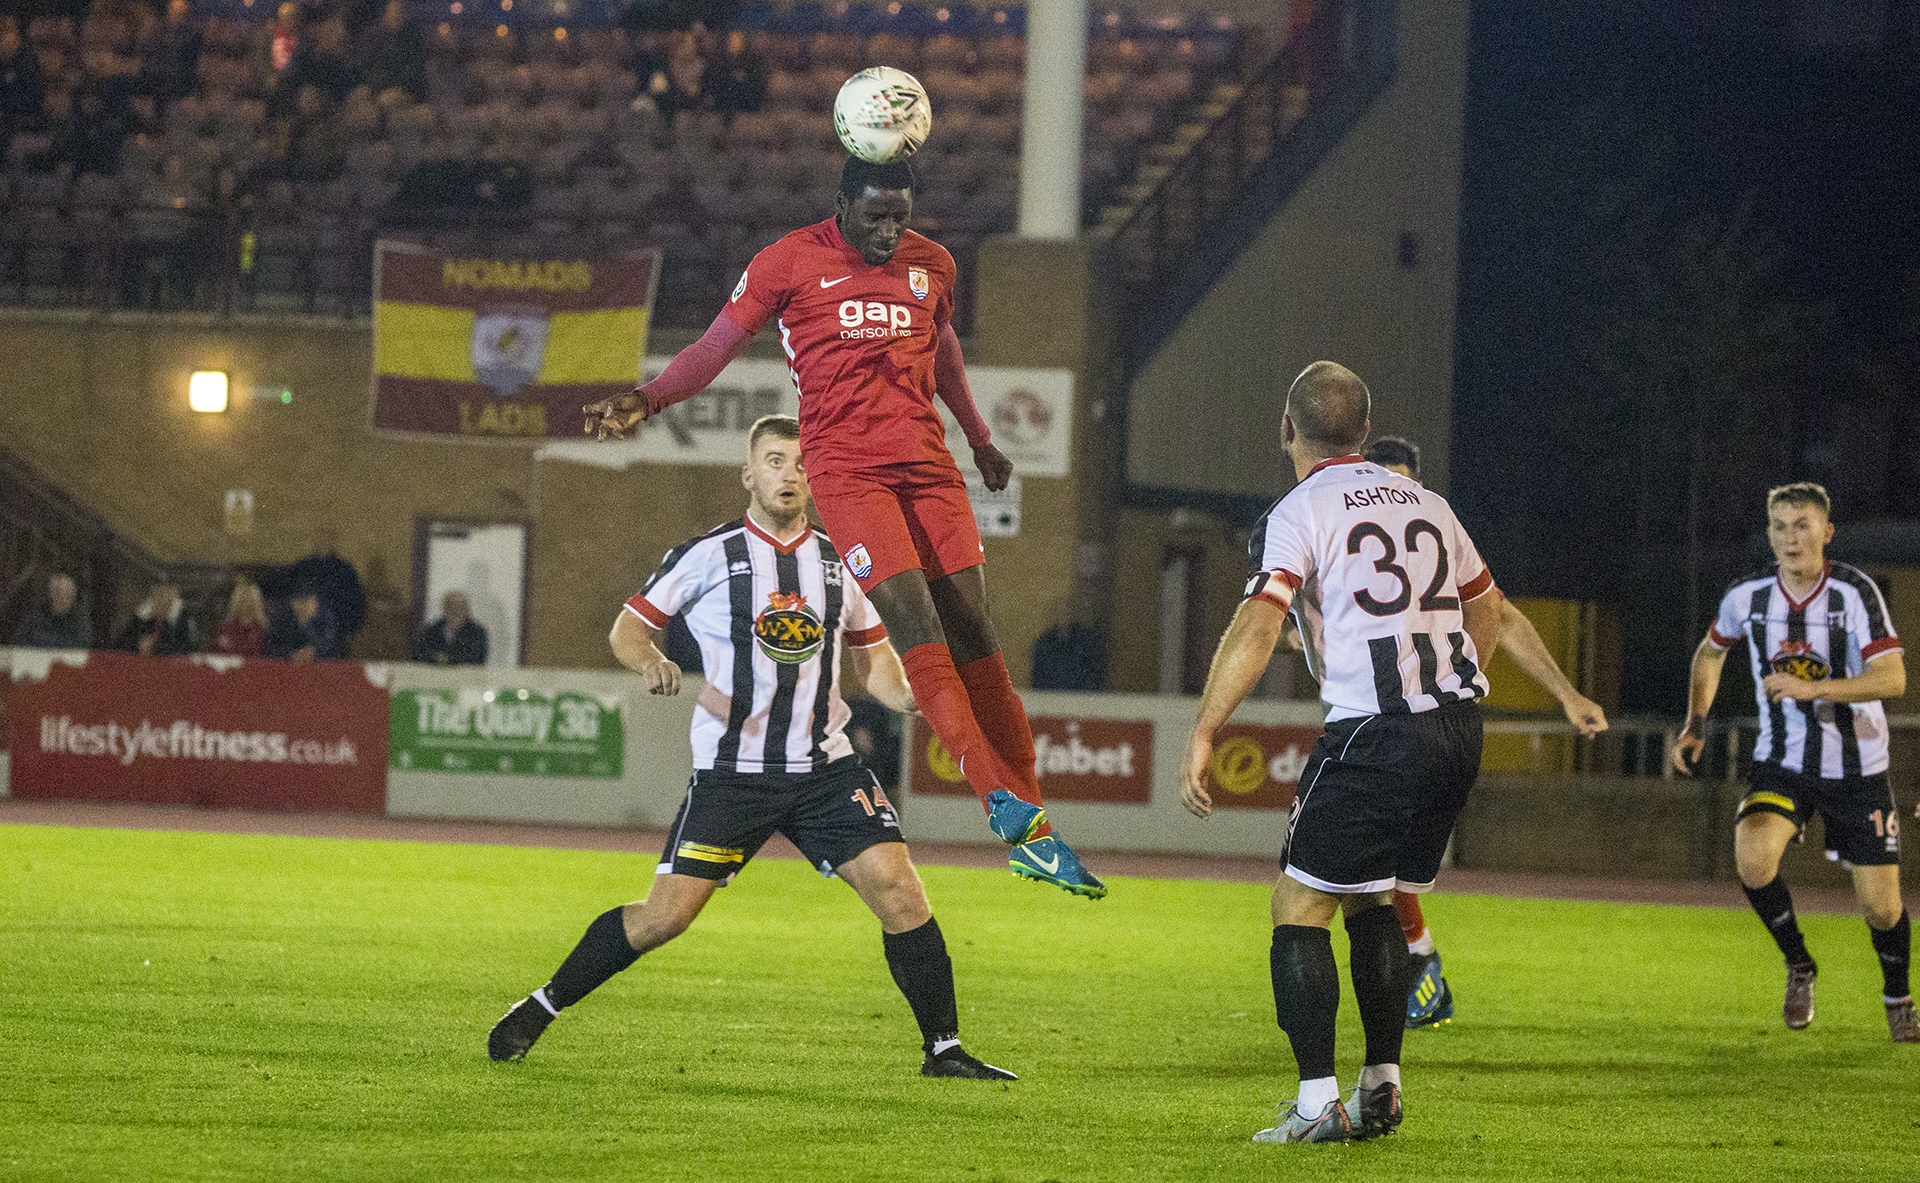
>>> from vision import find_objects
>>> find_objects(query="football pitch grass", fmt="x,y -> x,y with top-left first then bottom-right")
3,824 -> 1914,1182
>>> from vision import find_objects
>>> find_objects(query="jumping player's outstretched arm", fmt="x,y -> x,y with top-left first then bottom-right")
583,311 -> 755,440
1497,598 -> 1608,737
932,323 -> 1013,491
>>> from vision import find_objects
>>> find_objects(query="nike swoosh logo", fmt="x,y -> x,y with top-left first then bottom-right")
1022,846 -> 1061,874
820,276 -> 851,288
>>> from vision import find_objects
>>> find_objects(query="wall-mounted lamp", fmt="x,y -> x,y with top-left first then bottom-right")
189,371 -> 230,413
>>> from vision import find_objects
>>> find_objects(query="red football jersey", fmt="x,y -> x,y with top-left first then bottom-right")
721,217 -> 957,476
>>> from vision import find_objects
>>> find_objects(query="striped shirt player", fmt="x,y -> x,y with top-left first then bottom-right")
1706,562 -> 1900,779
1676,481 -> 1914,1043
486,417 -> 1018,1079
1239,452 -> 1499,899
625,516 -> 888,776
1181,363 -> 1508,1143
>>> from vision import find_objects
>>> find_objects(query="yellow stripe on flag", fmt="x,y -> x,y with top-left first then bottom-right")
375,301 -> 477,380
537,307 -> 648,385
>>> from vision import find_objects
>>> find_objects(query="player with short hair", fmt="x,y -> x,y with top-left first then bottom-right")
488,416 -> 1017,1079
583,155 -> 1104,899
1182,363 -> 1504,1143
1293,436 -> 1610,1029
1674,482 -> 1915,1042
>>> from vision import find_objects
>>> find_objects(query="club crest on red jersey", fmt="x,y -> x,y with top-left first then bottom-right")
908,266 -> 929,300
846,544 -> 873,581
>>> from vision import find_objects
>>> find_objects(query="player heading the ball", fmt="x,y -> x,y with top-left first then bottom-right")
583,156 -> 1105,900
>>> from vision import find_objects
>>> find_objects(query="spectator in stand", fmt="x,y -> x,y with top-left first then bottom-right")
709,28 -> 768,115
274,83 -> 346,182
289,530 -> 366,659
12,572 -> 91,650
646,29 -> 708,117
114,580 -> 196,656
358,0 -> 424,104
0,18 -> 46,153
214,579 -> 268,657
59,82 -> 133,177
264,588 -> 323,663
275,16 -> 357,110
415,591 -> 489,666
260,2 -> 302,89
139,0 -> 201,108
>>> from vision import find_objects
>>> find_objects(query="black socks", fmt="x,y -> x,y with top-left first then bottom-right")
544,906 -> 643,1010
1346,903 -> 1408,1069
1270,925 -> 1339,1081
1743,876 -> 1814,969
1871,910 -> 1912,999
883,917 -> 960,1047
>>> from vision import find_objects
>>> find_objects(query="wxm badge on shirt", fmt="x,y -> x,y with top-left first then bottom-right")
908,267 -> 929,300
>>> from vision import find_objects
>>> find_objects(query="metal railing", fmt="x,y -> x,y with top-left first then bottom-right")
1484,712 -> 1920,788
1100,0 -> 1397,382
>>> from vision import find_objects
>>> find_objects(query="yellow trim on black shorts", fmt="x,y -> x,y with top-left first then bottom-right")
1737,790 -> 1798,817
676,841 -> 746,865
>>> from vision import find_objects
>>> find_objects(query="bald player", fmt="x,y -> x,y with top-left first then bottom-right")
1183,363 -> 1503,1144
1282,435 -> 1608,1029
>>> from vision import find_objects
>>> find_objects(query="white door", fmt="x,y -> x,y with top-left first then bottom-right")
419,520 -> 527,667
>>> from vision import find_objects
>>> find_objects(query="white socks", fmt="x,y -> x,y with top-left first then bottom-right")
1359,1063 -> 1401,1090
1407,931 -> 1435,956
1297,1076 -> 1339,1115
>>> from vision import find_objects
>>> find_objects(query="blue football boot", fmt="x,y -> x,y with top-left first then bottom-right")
984,788 -> 1046,845
1010,834 -> 1108,899
1405,950 -> 1454,1029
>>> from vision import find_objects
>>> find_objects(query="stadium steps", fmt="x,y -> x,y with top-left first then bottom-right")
1092,0 -> 1399,388
0,443 -> 232,645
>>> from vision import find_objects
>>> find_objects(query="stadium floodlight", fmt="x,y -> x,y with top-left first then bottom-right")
189,371 -> 229,413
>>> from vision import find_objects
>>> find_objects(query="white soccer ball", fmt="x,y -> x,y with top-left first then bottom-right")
833,67 -> 932,164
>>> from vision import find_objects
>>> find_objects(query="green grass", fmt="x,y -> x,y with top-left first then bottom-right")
1,824 -> 1915,1182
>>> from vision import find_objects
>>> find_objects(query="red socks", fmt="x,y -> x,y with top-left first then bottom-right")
899,645 -> 1050,836
899,643 -> 1000,802
956,652 -> 1051,838
1393,891 -> 1426,945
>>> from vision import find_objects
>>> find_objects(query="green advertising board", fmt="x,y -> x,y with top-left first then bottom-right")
389,688 -> 623,778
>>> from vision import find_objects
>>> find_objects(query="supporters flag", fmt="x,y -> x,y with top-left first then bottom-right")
369,241 -> 661,441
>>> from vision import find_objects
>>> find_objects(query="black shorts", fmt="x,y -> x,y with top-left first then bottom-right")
1282,699 -> 1484,895
1736,763 -> 1901,867
658,757 -> 902,883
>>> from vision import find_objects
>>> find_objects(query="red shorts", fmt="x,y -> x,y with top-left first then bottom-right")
808,460 -> 985,591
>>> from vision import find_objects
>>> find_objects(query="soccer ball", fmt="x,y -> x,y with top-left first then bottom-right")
833,67 -> 932,164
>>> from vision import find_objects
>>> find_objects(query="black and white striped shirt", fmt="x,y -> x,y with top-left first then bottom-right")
626,516 -> 889,773
1247,455 -> 1498,721
1708,561 -> 1902,778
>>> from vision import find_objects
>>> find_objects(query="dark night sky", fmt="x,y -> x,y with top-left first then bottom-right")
1450,0 -> 1920,711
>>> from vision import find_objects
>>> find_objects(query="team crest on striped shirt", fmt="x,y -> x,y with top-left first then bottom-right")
908,267 -> 929,300
754,590 -> 825,664
1771,640 -> 1831,682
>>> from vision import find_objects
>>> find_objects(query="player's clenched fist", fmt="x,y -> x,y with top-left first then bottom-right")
638,655 -> 681,696
583,388 -> 651,440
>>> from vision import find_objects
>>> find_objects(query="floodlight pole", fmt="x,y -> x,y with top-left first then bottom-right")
1018,0 -> 1087,240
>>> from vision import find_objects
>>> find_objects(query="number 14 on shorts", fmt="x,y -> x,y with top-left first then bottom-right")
853,785 -> 898,824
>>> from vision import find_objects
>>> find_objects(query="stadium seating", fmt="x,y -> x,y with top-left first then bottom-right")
0,1 -> 1251,324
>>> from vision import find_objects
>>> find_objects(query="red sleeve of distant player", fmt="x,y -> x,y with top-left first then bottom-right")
721,236 -> 794,334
